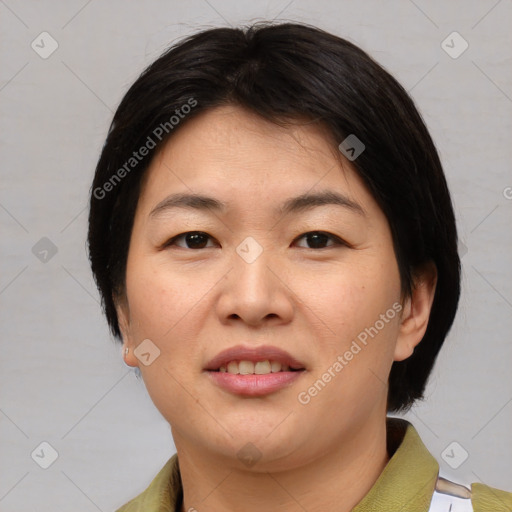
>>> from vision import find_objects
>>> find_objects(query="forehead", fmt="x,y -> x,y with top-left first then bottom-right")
150,105 -> 340,172
137,105 -> 375,218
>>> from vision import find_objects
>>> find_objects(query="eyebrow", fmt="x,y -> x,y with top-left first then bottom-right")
148,190 -> 366,219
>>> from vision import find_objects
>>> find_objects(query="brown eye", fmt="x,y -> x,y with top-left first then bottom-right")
166,231 -> 217,249
294,231 -> 345,249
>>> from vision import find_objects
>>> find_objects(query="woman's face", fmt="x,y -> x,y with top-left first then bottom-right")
117,105 -> 415,469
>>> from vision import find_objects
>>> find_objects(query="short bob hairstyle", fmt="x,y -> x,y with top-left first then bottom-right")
87,22 -> 461,413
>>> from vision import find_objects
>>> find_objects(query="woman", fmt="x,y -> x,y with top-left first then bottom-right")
87,22 -> 511,512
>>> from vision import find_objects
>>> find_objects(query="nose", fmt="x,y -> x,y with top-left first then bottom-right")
215,243 -> 294,328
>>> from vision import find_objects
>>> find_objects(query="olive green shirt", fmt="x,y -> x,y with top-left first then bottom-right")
116,418 -> 511,511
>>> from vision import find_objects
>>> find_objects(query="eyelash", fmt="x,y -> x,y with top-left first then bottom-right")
163,231 -> 348,250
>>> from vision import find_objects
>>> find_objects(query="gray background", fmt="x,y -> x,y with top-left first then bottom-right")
1,1 -> 511,510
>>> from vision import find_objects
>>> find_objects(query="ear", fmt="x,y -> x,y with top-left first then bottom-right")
113,294 -> 140,368
394,261 -> 437,362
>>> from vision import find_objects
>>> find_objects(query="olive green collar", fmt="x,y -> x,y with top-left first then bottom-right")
352,418 -> 439,512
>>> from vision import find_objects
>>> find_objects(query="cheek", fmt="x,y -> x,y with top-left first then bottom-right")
309,260 -> 399,339
124,255 -> 207,340
301,256 -> 402,387
124,261 -> 206,418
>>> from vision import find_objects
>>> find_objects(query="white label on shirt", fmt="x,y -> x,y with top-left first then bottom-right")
428,490 -> 474,512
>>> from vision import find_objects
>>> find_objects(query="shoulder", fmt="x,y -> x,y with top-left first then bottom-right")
471,481 -> 512,512
115,454 -> 181,512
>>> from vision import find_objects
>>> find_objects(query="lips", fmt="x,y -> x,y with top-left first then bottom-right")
204,345 -> 306,372
204,345 -> 307,396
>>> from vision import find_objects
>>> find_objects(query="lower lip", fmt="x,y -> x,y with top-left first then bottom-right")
205,370 -> 305,396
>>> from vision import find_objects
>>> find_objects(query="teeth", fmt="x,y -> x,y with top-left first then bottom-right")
239,361 -> 254,375
271,360 -> 282,373
221,360 -> 295,375
227,361 -> 239,374
255,361 -> 271,374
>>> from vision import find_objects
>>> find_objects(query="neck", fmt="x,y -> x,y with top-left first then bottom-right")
175,417 -> 390,512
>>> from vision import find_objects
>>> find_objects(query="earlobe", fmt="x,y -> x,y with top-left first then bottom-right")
122,345 -> 140,367
394,262 -> 437,362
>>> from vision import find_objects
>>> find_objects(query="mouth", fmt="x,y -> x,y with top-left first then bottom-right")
204,345 -> 306,396
204,344 -> 306,373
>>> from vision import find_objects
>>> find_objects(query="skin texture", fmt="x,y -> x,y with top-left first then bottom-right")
116,105 -> 437,512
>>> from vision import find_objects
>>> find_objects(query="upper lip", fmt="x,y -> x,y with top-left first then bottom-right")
204,345 -> 306,371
